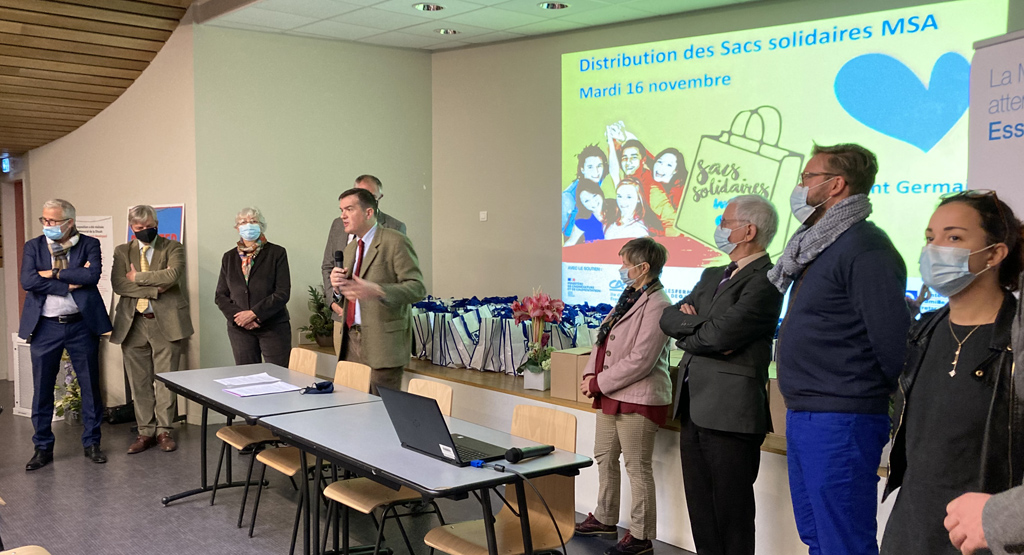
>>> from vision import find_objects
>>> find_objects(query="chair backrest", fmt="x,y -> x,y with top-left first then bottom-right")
334,361 -> 372,393
511,405 -> 576,451
288,348 -> 318,377
408,379 -> 453,416
505,405 -> 577,542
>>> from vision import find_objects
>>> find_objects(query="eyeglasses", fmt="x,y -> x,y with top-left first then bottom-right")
798,172 -> 839,185
719,219 -> 750,228
39,217 -> 70,226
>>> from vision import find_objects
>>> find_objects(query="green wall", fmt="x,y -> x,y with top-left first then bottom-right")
194,27 -> 432,368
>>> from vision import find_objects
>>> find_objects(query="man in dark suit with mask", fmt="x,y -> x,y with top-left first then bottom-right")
20,199 -> 113,470
659,194 -> 784,555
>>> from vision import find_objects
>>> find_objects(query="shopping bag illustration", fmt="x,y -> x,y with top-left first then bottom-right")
674,106 -> 804,256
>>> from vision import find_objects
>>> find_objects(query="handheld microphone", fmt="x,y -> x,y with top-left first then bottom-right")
504,444 -> 555,464
333,250 -> 344,268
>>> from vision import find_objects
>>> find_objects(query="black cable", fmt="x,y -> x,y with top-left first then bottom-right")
491,485 -> 520,517
472,462 -> 568,555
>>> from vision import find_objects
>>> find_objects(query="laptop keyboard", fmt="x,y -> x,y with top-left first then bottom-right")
456,445 -> 492,462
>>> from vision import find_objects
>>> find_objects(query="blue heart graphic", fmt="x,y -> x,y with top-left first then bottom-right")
834,52 -> 969,152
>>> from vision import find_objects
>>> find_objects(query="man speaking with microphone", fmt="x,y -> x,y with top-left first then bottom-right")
322,175 -> 407,358
329,188 -> 424,394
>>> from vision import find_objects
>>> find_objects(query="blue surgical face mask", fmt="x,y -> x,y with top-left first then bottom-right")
919,243 -> 995,298
714,224 -> 748,254
43,225 -> 65,241
790,177 -> 835,223
619,264 -> 646,288
238,223 -> 262,242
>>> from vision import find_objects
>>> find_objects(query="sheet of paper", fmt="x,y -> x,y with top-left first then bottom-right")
223,381 -> 302,397
215,372 -> 280,387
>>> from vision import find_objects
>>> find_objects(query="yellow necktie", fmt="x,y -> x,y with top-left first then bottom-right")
136,245 -> 150,312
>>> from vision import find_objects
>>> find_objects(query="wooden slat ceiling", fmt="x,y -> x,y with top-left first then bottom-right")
0,0 -> 193,156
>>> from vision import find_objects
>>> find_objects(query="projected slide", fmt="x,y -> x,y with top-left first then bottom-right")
561,0 -> 1007,306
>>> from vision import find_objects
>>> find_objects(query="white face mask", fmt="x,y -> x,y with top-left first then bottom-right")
790,176 -> 836,223
919,243 -> 995,297
714,223 -> 749,254
619,264 -> 644,287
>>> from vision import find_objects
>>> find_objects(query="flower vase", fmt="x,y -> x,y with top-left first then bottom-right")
64,410 -> 81,426
520,361 -> 551,391
314,333 -> 334,349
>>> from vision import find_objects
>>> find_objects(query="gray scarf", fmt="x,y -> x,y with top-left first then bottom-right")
767,194 -> 872,293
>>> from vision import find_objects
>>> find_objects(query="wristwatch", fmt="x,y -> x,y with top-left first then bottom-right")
52,268 -> 60,280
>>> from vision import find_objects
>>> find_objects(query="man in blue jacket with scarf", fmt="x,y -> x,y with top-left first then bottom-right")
20,199 -> 113,471
769,144 -> 910,555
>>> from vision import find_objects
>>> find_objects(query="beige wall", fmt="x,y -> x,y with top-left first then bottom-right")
429,0 -> 1006,298
22,23 -> 198,403
193,27 -> 432,369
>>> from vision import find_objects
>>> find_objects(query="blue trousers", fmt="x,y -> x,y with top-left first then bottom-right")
786,410 -> 889,555
30,318 -> 104,450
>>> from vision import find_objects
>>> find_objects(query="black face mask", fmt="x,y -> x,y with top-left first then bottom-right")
135,227 -> 158,244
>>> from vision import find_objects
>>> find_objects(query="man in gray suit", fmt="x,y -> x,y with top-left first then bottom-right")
659,194 -> 784,555
110,205 -> 193,454
322,174 -> 406,357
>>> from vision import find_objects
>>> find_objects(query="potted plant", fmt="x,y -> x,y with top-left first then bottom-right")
54,350 -> 81,425
299,285 -> 335,349
512,289 -> 565,391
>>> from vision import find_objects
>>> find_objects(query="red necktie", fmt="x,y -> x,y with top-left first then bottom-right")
345,239 -> 365,328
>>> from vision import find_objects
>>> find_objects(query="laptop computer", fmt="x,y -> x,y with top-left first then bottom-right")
378,386 -> 508,467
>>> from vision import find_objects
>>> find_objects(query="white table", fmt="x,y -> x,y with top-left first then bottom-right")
262,402 -> 592,555
156,363 -> 380,506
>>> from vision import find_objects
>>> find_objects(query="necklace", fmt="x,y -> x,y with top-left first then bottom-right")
947,317 -> 984,378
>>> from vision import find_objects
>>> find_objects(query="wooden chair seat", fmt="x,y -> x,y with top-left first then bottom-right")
424,405 -> 577,555
0,547 -> 53,555
323,478 -> 421,514
216,424 -> 278,450
422,482 -> 573,555
255,446 -> 317,477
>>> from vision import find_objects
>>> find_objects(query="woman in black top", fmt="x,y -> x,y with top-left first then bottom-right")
214,206 -> 291,367
881,191 -> 1024,555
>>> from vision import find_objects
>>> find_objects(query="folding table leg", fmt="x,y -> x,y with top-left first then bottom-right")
480,488 -> 498,555
314,456 -> 324,555
301,449 -> 312,555
514,481 -> 534,555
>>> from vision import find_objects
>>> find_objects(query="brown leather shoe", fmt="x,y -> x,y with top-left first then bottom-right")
128,435 -> 157,454
156,432 -> 177,452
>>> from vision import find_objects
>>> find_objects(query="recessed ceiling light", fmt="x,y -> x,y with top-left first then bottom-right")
435,28 -> 459,35
538,2 -> 569,9
414,3 -> 445,11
